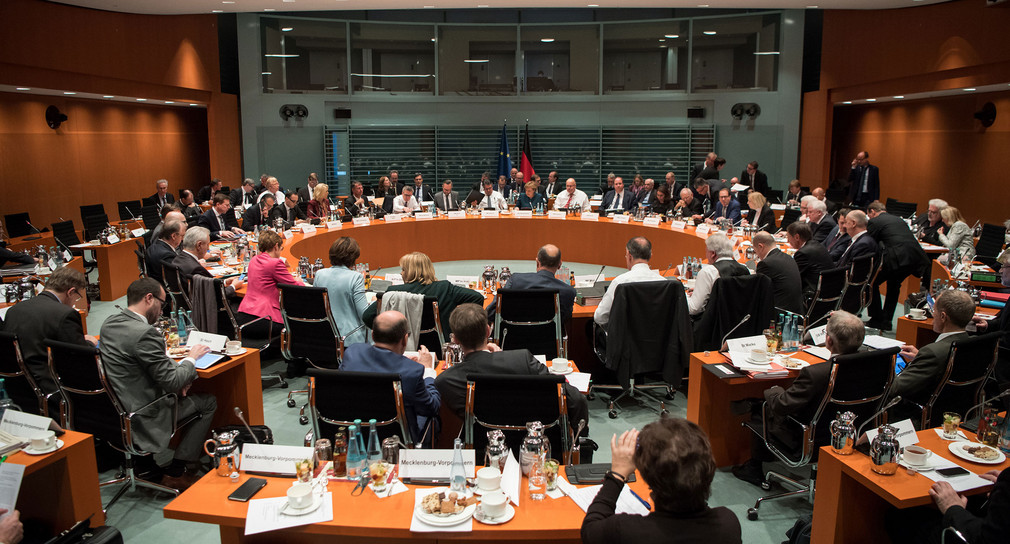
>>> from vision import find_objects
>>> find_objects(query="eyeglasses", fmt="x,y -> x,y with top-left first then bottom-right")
152,294 -> 168,308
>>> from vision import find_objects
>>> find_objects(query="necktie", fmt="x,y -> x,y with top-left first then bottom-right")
217,213 -> 225,232
616,194 -> 621,209
565,193 -> 571,208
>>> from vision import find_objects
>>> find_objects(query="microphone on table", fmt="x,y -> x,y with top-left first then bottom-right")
661,263 -> 673,277
234,407 -> 260,444
593,265 -> 606,284
23,221 -> 42,241
718,313 -> 752,353
855,396 -> 903,439
963,387 -> 1010,424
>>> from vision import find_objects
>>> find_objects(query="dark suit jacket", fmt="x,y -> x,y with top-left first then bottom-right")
432,191 -> 459,212
1,292 -> 91,395
172,250 -> 211,280
601,190 -> 637,211
196,185 -> 218,203
296,186 -> 314,204
145,192 -> 175,207
756,248 -> 804,314
764,360 -> 833,449
942,467 -> 1010,544
746,205 -> 776,232
825,230 -> 851,261
867,212 -> 928,276
739,169 -> 770,196
278,203 -> 308,225
916,215 -> 944,246
486,270 -> 577,326
230,187 -> 258,208
712,199 -> 742,223
836,232 -> 878,269
408,185 -> 433,202
540,181 -> 561,197
690,162 -> 707,181
848,164 -> 880,206
810,215 -> 837,244
339,343 -> 440,442
343,195 -> 368,218
433,349 -> 588,432
145,239 -> 179,283
241,205 -> 282,232
362,280 -> 484,342
197,209 -> 239,240
793,241 -> 835,299
888,332 -> 968,409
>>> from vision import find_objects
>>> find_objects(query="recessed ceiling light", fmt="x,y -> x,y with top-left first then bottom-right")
264,8 -> 275,11
866,98 -> 877,102
423,5 -> 435,7
16,87 -> 30,91
63,91 -> 76,95
222,1 -> 235,3
541,38 -> 555,43
137,98 -> 147,101
587,3 -> 598,6
264,54 -> 299,58
658,39 -> 666,42
477,4 -> 488,7
190,103 -> 199,106
262,71 -> 272,75
103,95 -> 114,98
281,27 -> 294,32
703,31 -> 716,35
212,10 -> 223,13
963,88 -> 976,91
665,34 -> 679,38
698,4 -> 710,6
893,95 -> 904,99
165,101 -> 174,104
464,59 -> 489,63
283,0 -> 296,2
431,38 -> 436,42
842,101 -> 852,105
807,5 -> 818,7
754,51 -> 780,55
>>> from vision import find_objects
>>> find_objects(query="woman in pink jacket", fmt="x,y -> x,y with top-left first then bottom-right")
237,229 -> 303,336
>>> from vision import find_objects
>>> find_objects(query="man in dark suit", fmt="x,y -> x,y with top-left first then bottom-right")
195,178 -> 222,204
296,172 -> 320,204
177,190 -> 202,224
197,194 -> 242,240
343,180 -> 369,218
807,200 -> 836,244
601,177 -> 637,212
277,191 -> 308,227
753,232 -> 804,314
690,152 -> 717,182
171,226 -> 239,294
787,222 -> 835,302
866,202 -> 929,330
699,157 -> 727,190
241,194 -> 281,232
146,179 -> 175,209
824,209 -> 852,261
740,161 -> 770,197
486,244 -> 576,326
540,171 -> 561,197
708,188 -> 741,225
230,178 -> 258,209
675,187 -> 704,218
432,180 -> 459,213
409,173 -> 433,203
145,219 -> 185,284
835,210 -> 877,269
811,187 -> 838,215
1,267 -> 97,407
340,310 -> 441,443
733,311 -> 864,486
434,304 -> 588,435
848,150 -> 880,207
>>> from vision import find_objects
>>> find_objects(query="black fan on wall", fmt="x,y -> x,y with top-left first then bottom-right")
46,105 -> 68,129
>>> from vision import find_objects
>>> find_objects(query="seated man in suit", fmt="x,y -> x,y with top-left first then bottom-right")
476,180 -> 508,211
147,178 -> 175,209
687,232 -> 749,316
707,188 -> 741,225
410,173 -> 433,203
732,310 -> 864,486
890,290 -> 974,421
635,178 -> 656,208
230,178 -> 259,209
0,245 -> 34,267
277,191 -> 308,227
753,231 -> 804,314
149,205 -> 183,243
787,222 -> 835,302
835,210 -> 877,269
177,190 -> 202,224
196,178 -> 223,204
100,278 -> 217,490
866,202 -> 929,331
197,194 -> 243,240
824,208 -> 852,261
785,179 -> 808,207
811,187 -> 838,216
241,194 -> 280,232
343,180 -> 369,218
601,176 -> 636,213
172,226 -> 239,293
146,219 -> 185,284
674,187 -> 704,218
553,178 -> 590,210
595,237 -> 667,328
807,200 -> 836,244
432,179 -> 459,213
340,310 -> 440,443
392,185 -> 422,214
434,303 -> 589,436
971,249 -> 1010,412
486,244 -> 576,326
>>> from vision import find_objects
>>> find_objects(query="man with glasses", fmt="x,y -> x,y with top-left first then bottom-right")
2,267 -> 96,412
100,278 -> 217,490
279,191 -> 307,226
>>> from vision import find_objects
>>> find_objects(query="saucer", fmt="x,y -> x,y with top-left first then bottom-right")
899,453 -> 934,471
745,357 -> 771,365
905,314 -> 928,321
473,485 -> 501,496
279,495 -> 324,516
474,503 -> 515,525
549,366 -> 573,375
225,348 -> 245,356
22,439 -> 64,456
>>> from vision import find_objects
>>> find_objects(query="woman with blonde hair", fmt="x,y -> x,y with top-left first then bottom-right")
938,206 -> 975,265
743,191 -> 776,232
306,183 -> 330,220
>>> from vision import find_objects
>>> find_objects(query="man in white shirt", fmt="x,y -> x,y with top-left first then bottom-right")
554,178 -> 590,210
478,180 -> 508,211
257,176 -> 284,204
687,232 -> 749,316
392,185 -> 421,214
594,237 -> 668,327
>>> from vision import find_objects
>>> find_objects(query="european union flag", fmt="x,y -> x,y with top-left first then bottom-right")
496,123 -> 512,179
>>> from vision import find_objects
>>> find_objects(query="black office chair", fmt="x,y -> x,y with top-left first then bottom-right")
974,223 -> 1007,271
802,267 -> 847,334
307,369 -> 417,447
117,200 -> 143,222
83,213 -> 111,242
694,274 -> 775,352
3,213 -> 34,238
134,240 -> 148,279
838,253 -> 879,316
51,220 -> 97,273
779,208 -> 801,230
208,279 -> 284,389
141,205 -> 161,231
375,292 -> 444,358
0,331 -> 48,416
464,373 -> 572,464
46,339 -> 200,511
161,262 -> 191,313
884,198 -> 917,219
80,204 -> 106,229
766,189 -> 784,204
743,346 -> 898,520
915,332 -> 1001,429
493,288 -> 565,359
592,281 -> 690,418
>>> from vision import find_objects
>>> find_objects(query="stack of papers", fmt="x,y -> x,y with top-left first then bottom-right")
863,335 -> 905,350
244,492 -> 334,535
555,476 -> 650,515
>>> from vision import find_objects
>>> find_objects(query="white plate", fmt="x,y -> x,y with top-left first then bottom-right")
947,442 -> 1006,465
904,314 -> 928,321
22,439 -> 64,456
414,503 -> 477,527
548,366 -> 573,375
898,453 -> 935,471
474,503 -> 515,525
279,494 -> 324,516
777,357 -> 809,370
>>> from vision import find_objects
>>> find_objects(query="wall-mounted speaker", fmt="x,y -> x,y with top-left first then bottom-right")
974,102 -> 996,128
279,104 -> 308,121
731,103 -> 761,120
45,106 -> 68,129
687,107 -> 705,119
334,108 -> 352,119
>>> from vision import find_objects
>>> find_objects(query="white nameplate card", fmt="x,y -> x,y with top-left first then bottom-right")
107,234 -> 121,244
241,444 -> 314,475
514,210 -> 533,218
325,221 -> 342,230
398,449 -> 476,479
64,250 -> 72,261
726,335 -> 766,354
808,325 -> 828,346
283,230 -> 294,239
0,410 -> 57,438
385,213 -> 403,223
48,258 -> 59,270
481,210 -> 500,218
669,220 -> 687,231
447,210 -> 466,219
447,275 -> 479,287
302,225 -> 317,235
366,196 -> 375,202
548,211 -> 566,220
611,214 -> 630,224
580,212 -> 599,222
695,224 -> 711,235
863,419 -> 918,448
414,212 -> 433,221
352,217 -> 371,227
186,331 -> 228,352
131,228 -> 146,237
770,203 -> 787,211
643,217 -> 661,227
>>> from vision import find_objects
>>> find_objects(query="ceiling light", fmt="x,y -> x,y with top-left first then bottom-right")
842,101 -> 852,104
703,31 -> 716,35
893,95 -> 904,99
431,38 -> 436,42
283,0 -> 296,2
165,101 -> 174,104
658,39 -> 666,42
16,87 -> 30,91
665,34 -> 679,38
541,38 -> 555,43
587,3 -> 599,6
264,54 -> 299,57
464,59 -> 489,63
807,5 -> 818,7
866,98 -> 876,102
212,10 -> 223,13
753,51 -> 780,55
264,8 -> 275,11
137,98 -> 147,101
190,103 -> 199,106
222,1 -> 235,3
262,71 -> 272,75
963,88 -> 976,91
63,91 -> 76,95
423,5 -> 435,7
103,95 -> 114,98
698,4 -> 710,6
478,4 -> 488,6
281,27 -> 294,31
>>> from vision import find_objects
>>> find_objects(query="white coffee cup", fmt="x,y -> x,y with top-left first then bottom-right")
481,490 -> 508,519
286,482 -> 314,509
550,358 -> 571,372
476,466 -> 501,491
902,445 -> 931,465
226,340 -> 242,354
909,308 -> 926,319
749,348 -> 769,363
31,430 -> 56,451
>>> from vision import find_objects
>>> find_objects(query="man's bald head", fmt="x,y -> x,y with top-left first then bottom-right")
536,244 -> 562,271
165,210 -> 185,225
372,310 -> 409,348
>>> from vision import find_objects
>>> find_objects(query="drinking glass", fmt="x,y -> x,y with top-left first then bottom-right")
942,412 -> 961,440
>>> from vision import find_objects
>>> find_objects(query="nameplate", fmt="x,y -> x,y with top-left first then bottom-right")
325,221 -> 342,230
131,228 -> 146,237
0,410 -> 55,438
414,212 -> 433,221
447,211 -> 466,219
513,210 -> 533,218
241,444 -> 314,475
726,335 -> 766,354
770,204 -> 787,211
63,250 -> 72,261
107,234 -> 121,244
302,225 -> 317,235
186,331 -> 228,351
352,217 -> 371,227
283,230 -> 294,239
611,214 -> 630,224
808,325 -> 828,346
366,196 -> 375,202
481,210 -> 499,219
643,217 -> 661,227
398,449 -> 476,479
863,419 -> 918,448
580,212 -> 599,222
670,220 -> 687,231
695,224 -> 711,235
447,275 -> 478,287
548,211 -> 566,220
48,258 -> 58,270
385,214 -> 403,223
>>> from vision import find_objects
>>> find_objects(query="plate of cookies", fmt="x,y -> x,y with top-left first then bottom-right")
415,488 -> 478,526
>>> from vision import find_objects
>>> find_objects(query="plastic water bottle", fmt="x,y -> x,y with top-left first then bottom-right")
176,310 -> 188,345
346,425 -> 365,479
366,419 -> 382,465
0,379 -> 19,422
450,438 -> 467,493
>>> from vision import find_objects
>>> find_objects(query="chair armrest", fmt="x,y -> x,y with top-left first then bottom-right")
122,392 -> 179,455
340,323 -> 368,343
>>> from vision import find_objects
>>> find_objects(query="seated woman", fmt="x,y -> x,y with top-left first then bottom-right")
650,184 -> 674,216
372,176 -> 396,199
938,206 -> 975,266
306,183 -> 331,221
629,174 -> 646,198
517,182 -> 546,210
743,191 -> 776,232
312,237 -> 370,346
362,252 -> 484,344
236,230 -> 303,339
581,418 -> 741,544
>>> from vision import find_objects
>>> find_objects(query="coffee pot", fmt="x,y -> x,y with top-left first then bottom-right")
204,430 -> 242,477
870,424 -> 900,475
829,411 -> 856,455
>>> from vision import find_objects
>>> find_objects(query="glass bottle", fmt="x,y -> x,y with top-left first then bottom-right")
485,430 -> 508,473
0,379 -> 20,422
346,425 -> 365,479
450,438 -> 467,493
520,421 -> 549,476
332,427 -> 348,478
366,419 -> 382,464
184,310 -> 196,338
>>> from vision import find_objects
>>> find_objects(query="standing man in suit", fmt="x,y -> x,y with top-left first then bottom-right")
740,161 -> 770,198
835,210 -> 877,269
807,200 -> 836,244
100,278 -> 217,490
1,267 -> 97,409
848,150 -> 880,207
753,232 -> 804,314
700,157 -> 727,194
787,222 -> 835,302
824,208 -> 853,261
708,188 -> 741,225
197,194 -> 242,240
866,202 -> 929,330
296,173 -> 319,204
149,179 -> 175,209
601,177 -> 637,212
540,171 -> 561,197
230,178 -> 258,209
435,304 -> 588,435
691,179 -> 715,218
340,310 -> 440,443
691,152 -> 717,182
196,178 -> 222,204
432,179 -> 459,213
146,220 -> 185,284
486,244 -> 576,326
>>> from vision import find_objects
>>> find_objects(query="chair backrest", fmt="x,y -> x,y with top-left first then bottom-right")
83,213 -> 110,242
804,267 -> 847,332
117,200 -> 143,222
3,213 -> 32,238
694,274 -> 774,351
141,204 -> 160,230
162,262 -> 192,313
975,223 -> 1007,260
0,331 -> 47,416
839,253 -> 878,314
375,292 -> 443,357
279,284 -> 342,369
922,332 -> 1001,428
307,369 -> 414,447
464,373 -> 570,464
493,288 -> 563,359
766,189 -> 784,204
51,220 -> 82,248
134,240 -> 147,278
779,208 -> 801,229
80,204 -> 106,228
886,200 -> 917,218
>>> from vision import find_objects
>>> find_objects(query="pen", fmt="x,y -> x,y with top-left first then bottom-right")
626,487 -> 651,510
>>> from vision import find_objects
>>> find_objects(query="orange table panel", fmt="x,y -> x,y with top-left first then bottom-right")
91,239 -> 141,300
895,306 -> 999,348
192,348 -> 265,427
